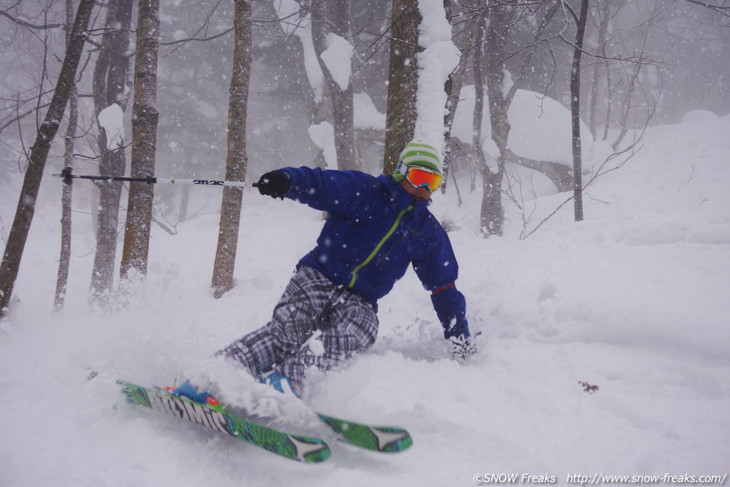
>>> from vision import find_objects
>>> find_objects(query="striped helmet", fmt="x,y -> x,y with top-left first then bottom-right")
393,141 -> 442,183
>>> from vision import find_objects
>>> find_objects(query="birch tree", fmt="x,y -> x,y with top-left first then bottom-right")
54,0 -> 80,312
0,0 -> 95,319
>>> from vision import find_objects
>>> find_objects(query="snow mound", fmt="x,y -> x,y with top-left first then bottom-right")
681,109 -> 720,124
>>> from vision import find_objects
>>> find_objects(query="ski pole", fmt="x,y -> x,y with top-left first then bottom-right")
53,167 -> 258,188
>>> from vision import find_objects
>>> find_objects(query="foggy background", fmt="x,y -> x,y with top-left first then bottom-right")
1,0 -> 728,223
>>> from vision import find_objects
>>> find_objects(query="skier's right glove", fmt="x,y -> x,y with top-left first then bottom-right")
448,333 -> 478,364
257,170 -> 290,199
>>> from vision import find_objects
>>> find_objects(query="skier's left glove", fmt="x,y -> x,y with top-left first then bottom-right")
448,333 -> 478,363
257,170 -> 290,199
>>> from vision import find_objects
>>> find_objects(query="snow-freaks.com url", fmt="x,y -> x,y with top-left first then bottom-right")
564,474 -> 729,485
472,473 -> 728,485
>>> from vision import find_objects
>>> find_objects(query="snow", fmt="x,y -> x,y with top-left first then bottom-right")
320,34 -> 352,91
453,85 -> 594,165
97,103 -> 125,149
681,109 -> 720,124
2,0 -> 730,479
276,0 -> 324,102
353,92 -> 385,130
414,0 -> 460,156
308,121 -> 336,169
1,110 -> 729,485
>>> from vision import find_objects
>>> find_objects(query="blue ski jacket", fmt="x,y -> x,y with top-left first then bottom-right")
280,166 -> 470,339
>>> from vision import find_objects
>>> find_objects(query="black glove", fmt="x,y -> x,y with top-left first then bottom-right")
257,170 -> 290,199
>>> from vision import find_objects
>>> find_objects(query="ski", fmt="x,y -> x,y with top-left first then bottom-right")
258,372 -> 412,452
257,377 -> 413,453
117,380 -> 331,464
315,411 -> 413,453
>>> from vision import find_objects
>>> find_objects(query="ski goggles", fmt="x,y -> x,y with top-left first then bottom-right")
396,162 -> 443,192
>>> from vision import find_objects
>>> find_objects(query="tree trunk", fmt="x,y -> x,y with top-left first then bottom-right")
54,0 -> 80,312
120,0 -> 160,281
588,0 -> 610,141
310,0 -> 357,171
383,0 -> 422,174
472,9 -> 494,234
571,0 -> 589,222
89,0 -> 134,304
0,0 -> 95,319
211,0 -> 252,298
503,149 -> 573,192
482,3 -> 513,237
441,0 -> 476,194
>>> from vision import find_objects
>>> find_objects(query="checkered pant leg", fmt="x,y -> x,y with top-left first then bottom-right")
279,289 -> 379,386
218,266 -> 378,388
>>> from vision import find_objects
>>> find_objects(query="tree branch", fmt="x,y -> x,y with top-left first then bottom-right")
0,9 -> 65,30
685,0 -> 730,17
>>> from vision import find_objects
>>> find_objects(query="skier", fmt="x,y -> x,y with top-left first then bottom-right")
212,140 -> 477,397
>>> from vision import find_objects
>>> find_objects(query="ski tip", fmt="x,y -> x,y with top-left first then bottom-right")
317,413 -> 413,453
371,427 -> 414,453
288,435 -> 332,463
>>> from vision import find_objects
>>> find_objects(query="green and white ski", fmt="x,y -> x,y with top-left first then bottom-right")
315,412 -> 413,453
118,380 -> 331,464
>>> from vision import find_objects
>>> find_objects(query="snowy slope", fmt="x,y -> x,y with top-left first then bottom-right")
1,114 -> 729,486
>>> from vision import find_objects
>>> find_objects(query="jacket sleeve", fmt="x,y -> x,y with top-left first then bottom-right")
431,286 -> 469,339
412,224 -> 470,339
281,166 -> 374,216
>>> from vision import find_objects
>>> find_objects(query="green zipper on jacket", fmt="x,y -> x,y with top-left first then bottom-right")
348,205 -> 414,289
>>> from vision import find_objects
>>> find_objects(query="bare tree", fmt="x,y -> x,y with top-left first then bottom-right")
441,1 -> 481,195
382,0 -> 421,174
566,0 -> 589,222
211,0 -> 252,298
471,6 -> 490,217
120,0 -> 160,281
587,0 -> 611,141
478,0 -> 557,234
89,0 -> 134,304
583,1 -> 666,149
54,0 -> 80,312
445,1 -> 571,234
0,3 -> 67,141
480,2 -> 515,236
610,16 -> 652,152
0,0 -> 95,319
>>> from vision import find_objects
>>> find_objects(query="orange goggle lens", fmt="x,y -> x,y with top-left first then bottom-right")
406,166 -> 443,191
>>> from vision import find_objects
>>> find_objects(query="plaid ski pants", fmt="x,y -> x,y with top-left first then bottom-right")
218,265 -> 379,389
